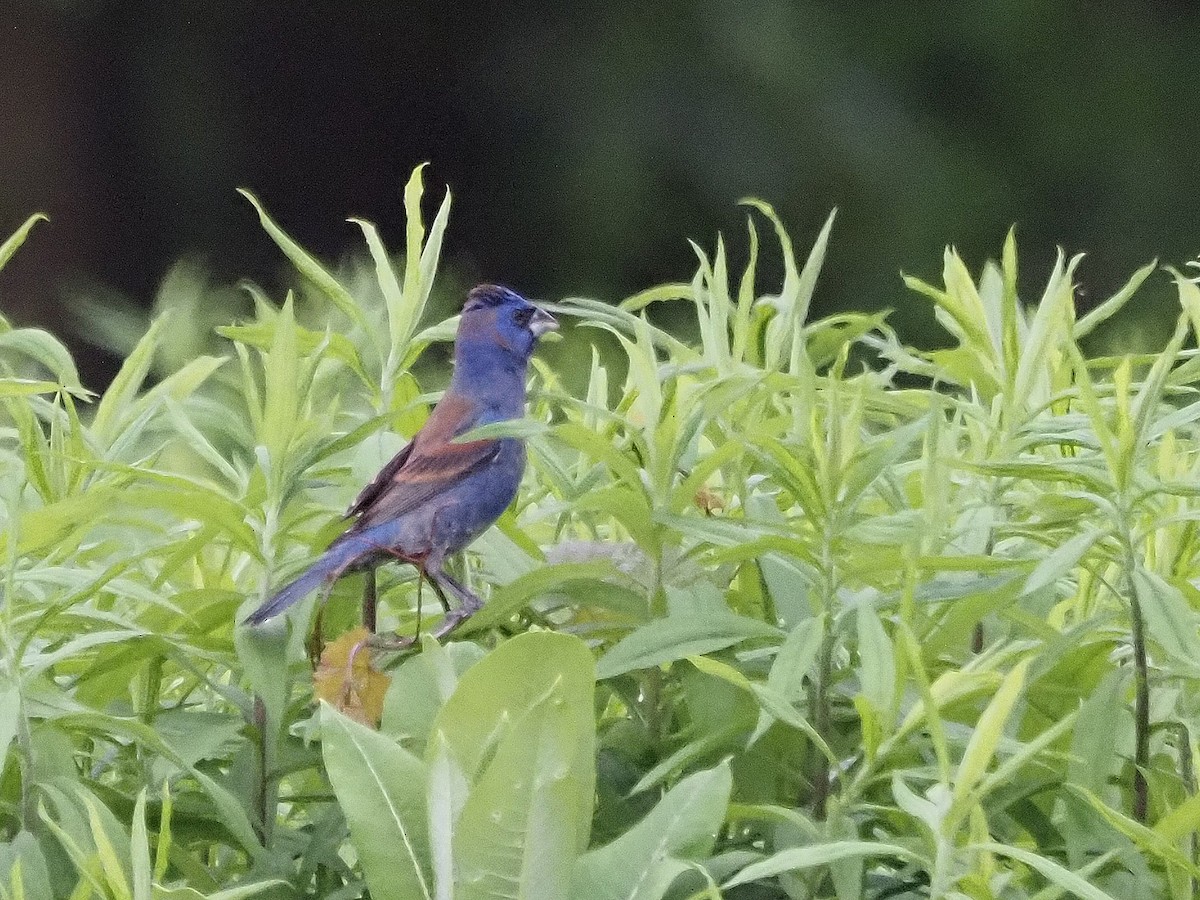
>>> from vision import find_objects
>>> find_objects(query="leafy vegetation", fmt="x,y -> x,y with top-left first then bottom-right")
1,166 -> 1200,898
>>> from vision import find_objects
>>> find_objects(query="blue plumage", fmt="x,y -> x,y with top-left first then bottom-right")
242,284 -> 557,638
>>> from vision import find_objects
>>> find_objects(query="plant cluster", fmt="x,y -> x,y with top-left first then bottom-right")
1,167 -> 1199,899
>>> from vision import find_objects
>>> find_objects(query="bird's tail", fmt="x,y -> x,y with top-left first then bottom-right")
242,538 -> 365,626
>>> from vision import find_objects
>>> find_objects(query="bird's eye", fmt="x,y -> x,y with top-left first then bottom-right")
513,307 -> 534,327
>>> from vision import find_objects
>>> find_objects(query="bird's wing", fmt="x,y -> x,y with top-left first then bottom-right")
344,392 -> 502,530
345,439 -> 415,519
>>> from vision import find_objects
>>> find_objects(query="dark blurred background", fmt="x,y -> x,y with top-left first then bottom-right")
1,0 -> 1198,387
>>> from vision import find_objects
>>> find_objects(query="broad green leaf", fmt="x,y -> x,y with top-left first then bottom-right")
431,632 -> 596,900
452,678 -> 581,900
380,637 -> 484,752
573,762 -> 732,900
320,703 -> 433,900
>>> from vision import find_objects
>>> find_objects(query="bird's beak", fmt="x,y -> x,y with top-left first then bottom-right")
530,306 -> 559,337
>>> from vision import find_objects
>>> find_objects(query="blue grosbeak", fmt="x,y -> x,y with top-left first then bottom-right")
242,285 -> 557,641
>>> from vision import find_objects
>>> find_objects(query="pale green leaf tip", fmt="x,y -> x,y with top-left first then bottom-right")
737,197 -> 772,214
236,188 -> 267,217
405,162 -> 430,189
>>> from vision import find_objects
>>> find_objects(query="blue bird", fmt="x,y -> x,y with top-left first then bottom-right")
242,285 -> 557,642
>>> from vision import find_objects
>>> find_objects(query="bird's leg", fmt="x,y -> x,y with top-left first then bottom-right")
437,568 -> 483,613
423,566 -> 484,642
427,574 -> 452,613
413,569 -> 424,639
361,568 -> 378,634
365,563 -> 442,652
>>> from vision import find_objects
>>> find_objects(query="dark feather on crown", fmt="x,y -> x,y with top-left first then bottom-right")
463,284 -> 523,312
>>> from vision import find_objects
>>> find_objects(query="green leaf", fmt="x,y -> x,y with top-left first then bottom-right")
91,312 -> 169,447
0,679 -> 21,771
0,327 -> 83,391
855,604 -> 895,721
597,613 -> 780,679
1132,567 -> 1200,675
1022,526 -> 1105,597
573,762 -> 732,900
430,632 -> 596,900
218,318 -> 371,388
238,189 -> 366,329
130,791 -> 151,900
0,379 -> 67,398
469,560 -> 643,632
82,793 -> 130,898
1074,259 -> 1156,339
380,637 -> 484,753
320,703 -> 433,900
948,658 -> 1030,830
453,418 -> 551,443
723,841 -> 923,889
973,842 -> 1121,900
766,616 -> 824,702
350,216 -> 405,351
0,213 -> 47,272
1069,785 -> 1200,876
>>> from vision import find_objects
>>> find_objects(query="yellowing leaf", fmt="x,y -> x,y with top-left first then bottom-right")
314,628 -> 392,727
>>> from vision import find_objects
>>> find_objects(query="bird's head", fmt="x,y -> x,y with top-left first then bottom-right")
457,284 -> 558,363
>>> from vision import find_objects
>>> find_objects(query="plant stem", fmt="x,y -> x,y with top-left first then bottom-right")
1174,723 -> 1197,895
254,696 -> 273,846
811,629 -> 836,820
1129,589 -> 1150,822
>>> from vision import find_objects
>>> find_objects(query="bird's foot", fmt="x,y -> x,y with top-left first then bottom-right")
366,594 -> 483,652
365,631 -> 417,652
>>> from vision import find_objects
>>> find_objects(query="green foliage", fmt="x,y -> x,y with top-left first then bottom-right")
2,167 -> 1200,899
